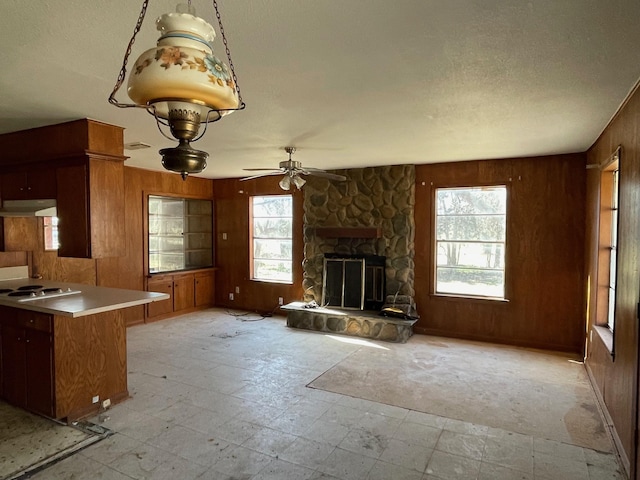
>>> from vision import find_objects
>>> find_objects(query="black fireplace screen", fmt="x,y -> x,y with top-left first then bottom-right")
322,254 -> 386,310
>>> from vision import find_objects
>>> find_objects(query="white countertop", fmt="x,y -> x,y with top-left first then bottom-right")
0,278 -> 169,318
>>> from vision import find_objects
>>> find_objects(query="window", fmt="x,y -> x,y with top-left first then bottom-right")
435,186 -> 507,299
597,148 -> 620,339
43,216 -> 59,251
607,168 -> 619,331
148,195 -> 213,273
251,195 -> 293,283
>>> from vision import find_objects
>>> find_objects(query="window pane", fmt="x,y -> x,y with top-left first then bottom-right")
254,239 -> 292,260
251,195 -> 293,283
254,259 -> 293,282
436,215 -> 505,242
436,187 -> 506,215
252,195 -> 292,217
436,267 -> 504,298
253,218 -> 292,238
435,186 -> 507,299
436,241 -> 504,269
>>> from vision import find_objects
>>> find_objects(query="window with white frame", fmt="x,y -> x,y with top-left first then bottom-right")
435,185 -> 507,299
607,167 -> 619,331
251,195 -> 293,283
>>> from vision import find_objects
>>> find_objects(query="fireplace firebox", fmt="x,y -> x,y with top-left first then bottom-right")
322,254 -> 386,311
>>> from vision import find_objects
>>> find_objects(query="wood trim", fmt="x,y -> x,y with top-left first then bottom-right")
585,361 -> 630,476
314,226 -> 382,238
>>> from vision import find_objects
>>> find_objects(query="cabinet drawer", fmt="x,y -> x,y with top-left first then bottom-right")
0,308 -> 52,333
18,311 -> 52,333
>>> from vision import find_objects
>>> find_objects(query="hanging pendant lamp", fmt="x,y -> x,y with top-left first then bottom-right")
109,0 -> 245,179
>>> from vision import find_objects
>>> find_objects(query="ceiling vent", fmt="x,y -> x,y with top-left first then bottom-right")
124,141 -> 152,151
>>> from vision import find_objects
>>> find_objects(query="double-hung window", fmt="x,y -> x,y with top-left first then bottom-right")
435,185 -> 507,299
251,195 -> 293,283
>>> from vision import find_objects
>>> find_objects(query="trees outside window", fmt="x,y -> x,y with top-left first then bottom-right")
251,195 -> 293,283
435,186 -> 507,298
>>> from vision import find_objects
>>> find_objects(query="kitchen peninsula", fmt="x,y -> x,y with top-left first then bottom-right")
0,267 -> 169,421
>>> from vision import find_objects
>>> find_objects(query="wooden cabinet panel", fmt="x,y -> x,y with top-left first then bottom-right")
0,320 -> 54,417
55,157 -> 125,259
56,163 -> 90,258
1,169 -> 57,200
147,279 -> 173,318
25,329 -> 54,417
173,273 -> 195,312
195,271 -> 215,307
1,324 -> 27,407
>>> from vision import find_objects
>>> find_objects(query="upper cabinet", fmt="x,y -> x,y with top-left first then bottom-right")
1,168 -> 57,200
0,119 -> 126,259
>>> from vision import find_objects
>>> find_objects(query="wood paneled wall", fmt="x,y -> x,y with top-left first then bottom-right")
584,82 -> 640,476
414,154 -> 587,353
97,167 -> 214,326
212,176 -> 304,314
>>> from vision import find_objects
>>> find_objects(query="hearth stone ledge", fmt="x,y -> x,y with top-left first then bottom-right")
282,302 -> 417,343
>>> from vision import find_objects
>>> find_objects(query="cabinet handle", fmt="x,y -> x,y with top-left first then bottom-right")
25,339 -> 30,343
29,319 -> 34,323
27,186 -> 32,190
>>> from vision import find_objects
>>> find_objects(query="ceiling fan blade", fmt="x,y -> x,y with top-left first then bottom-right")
303,170 -> 346,181
240,171 -> 283,181
242,167 -> 284,171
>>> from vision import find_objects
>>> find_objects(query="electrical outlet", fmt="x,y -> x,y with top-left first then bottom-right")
278,297 -> 284,305
102,398 -> 111,409
229,292 -> 234,301
222,232 -> 228,240
235,286 -> 240,294
92,395 -> 99,404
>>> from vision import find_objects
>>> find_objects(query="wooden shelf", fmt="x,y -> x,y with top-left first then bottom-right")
314,227 -> 382,239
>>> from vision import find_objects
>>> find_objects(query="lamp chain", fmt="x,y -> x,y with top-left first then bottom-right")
108,0 -> 150,109
213,0 -> 244,108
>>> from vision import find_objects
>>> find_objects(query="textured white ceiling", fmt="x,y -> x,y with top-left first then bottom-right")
1,0 -> 639,179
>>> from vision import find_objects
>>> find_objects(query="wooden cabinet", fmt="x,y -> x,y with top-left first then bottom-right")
1,168 -> 57,200
195,271 -> 215,307
146,276 -> 174,318
173,273 -> 196,312
0,305 -> 129,421
56,157 -> 125,258
146,269 -> 216,321
0,310 -> 54,417
0,119 -> 126,260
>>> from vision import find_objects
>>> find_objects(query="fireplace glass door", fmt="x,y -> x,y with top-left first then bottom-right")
322,258 -> 365,309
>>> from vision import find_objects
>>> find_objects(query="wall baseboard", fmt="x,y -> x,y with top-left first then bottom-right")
584,362 -> 630,478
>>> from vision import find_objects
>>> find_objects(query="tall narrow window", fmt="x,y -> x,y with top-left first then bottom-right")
251,195 -> 293,283
607,168 -> 619,331
435,186 -> 507,299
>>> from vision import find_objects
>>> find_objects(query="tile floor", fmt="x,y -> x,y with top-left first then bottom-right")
29,309 -> 624,480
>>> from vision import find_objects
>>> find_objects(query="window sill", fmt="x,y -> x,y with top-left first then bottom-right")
593,325 -> 614,356
251,278 -> 293,285
431,293 -> 509,304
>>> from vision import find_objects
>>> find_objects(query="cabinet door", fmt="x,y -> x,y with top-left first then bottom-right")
173,274 -> 195,312
25,329 -> 54,417
1,172 -> 28,200
195,271 -> 215,307
1,169 -> 57,200
147,279 -> 174,319
56,163 -> 91,258
1,324 -> 27,407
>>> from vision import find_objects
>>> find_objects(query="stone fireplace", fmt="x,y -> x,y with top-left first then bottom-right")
302,164 -> 416,308
284,164 -> 417,342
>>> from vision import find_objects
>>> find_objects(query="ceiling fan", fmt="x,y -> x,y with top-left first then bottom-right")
240,147 -> 346,190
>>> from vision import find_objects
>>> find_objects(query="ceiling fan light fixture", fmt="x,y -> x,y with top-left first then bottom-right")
292,174 -> 306,189
279,175 -> 292,190
109,0 -> 245,180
